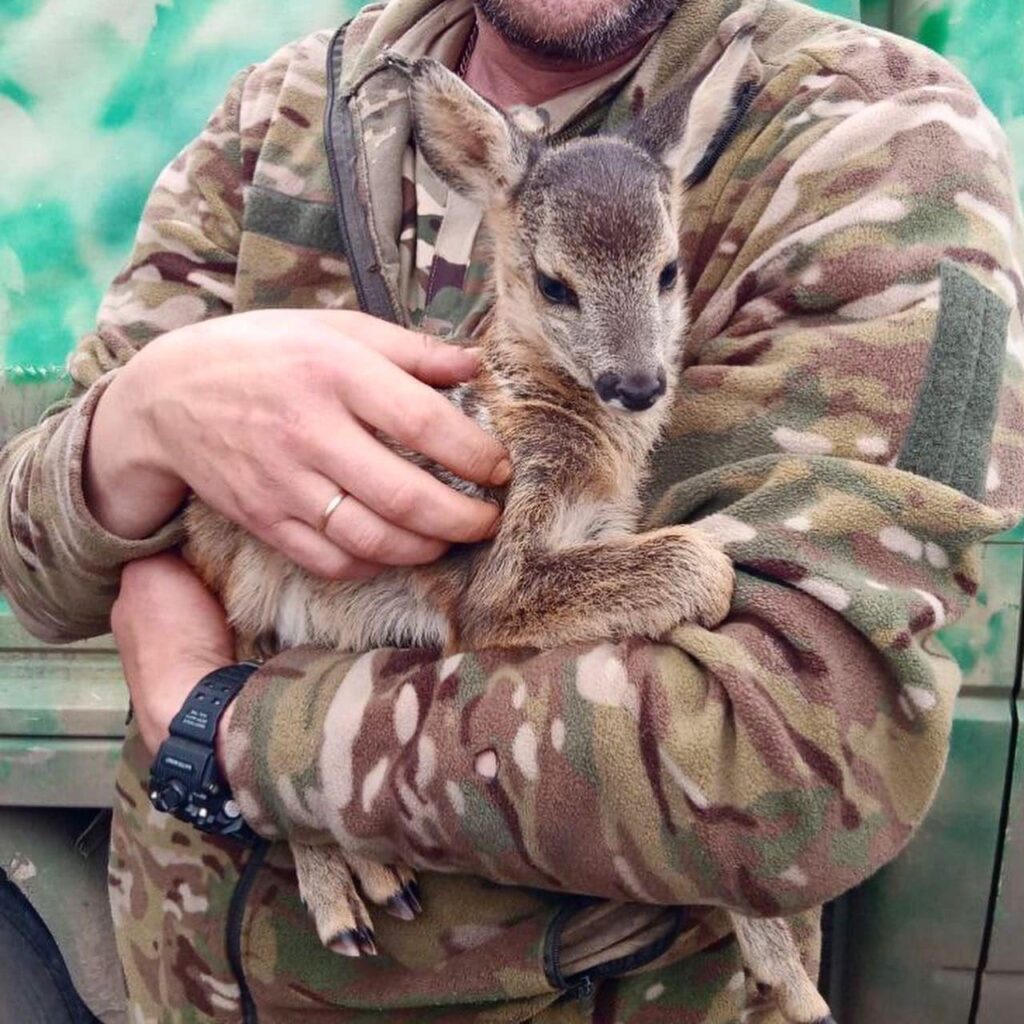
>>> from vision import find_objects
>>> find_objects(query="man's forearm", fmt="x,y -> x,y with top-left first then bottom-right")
220,590 -> 947,915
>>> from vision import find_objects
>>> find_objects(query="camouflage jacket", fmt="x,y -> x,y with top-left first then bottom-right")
3,0 -> 1024,1020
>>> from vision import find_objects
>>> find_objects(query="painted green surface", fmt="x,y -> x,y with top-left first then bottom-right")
975,694 -> 1024,1019
810,0 -> 862,16
0,0 -> 361,385
860,0 -> 892,28
937,541 -> 1022,691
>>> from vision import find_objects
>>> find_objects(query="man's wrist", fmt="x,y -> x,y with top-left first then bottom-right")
84,362 -> 186,539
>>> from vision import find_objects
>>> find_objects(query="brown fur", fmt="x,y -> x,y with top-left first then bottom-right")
184,35 -> 832,1023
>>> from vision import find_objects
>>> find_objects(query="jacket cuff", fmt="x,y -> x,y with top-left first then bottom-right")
0,369 -> 184,641
220,647 -> 338,842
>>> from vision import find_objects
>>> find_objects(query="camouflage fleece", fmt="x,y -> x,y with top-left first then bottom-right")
3,0 -> 1024,1021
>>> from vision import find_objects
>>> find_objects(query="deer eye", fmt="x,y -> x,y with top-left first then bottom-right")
536,272 -> 578,307
658,261 -> 679,293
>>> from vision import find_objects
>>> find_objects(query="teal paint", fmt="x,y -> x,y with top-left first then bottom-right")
0,0 -> 1019,384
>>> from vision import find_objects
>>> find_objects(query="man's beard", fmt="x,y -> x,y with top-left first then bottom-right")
475,0 -> 681,63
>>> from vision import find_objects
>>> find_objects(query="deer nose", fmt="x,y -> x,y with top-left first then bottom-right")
595,371 -> 667,412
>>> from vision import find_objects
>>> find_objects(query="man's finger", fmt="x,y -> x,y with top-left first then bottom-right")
337,346 -> 511,488
305,481 -> 450,566
255,519 -> 388,582
318,428 -> 501,545
313,310 -> 483,386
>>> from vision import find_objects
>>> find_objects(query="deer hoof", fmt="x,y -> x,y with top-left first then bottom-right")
386,881 -> 423,921
328,925 -> 377,957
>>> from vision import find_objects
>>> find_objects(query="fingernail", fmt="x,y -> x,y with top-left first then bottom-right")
486,510 -> 502,538
490,458 -> 512,486
456,346 -> 482,371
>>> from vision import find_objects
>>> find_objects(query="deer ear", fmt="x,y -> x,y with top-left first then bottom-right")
406,57 -> 534,204
628,28 -> 757,187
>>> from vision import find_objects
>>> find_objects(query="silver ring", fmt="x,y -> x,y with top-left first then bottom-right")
317,490 -> 347,534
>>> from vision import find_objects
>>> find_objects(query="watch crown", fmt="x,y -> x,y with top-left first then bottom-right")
152,779 -> 188,813
224,799 -> 241,819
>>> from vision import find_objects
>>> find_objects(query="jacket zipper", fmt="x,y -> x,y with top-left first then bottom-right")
324,24 -> 402,325
685,78 -> 759,187
226,839 -> 269,1024
324,25 -> 369,318
543,899 -> 687,1002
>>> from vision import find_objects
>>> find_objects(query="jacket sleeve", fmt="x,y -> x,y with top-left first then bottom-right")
0,68 -> 252,642
225,73 -> 1024,917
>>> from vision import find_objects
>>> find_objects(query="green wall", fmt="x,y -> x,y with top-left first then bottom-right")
0,0 -> 359,383
0,0 -> 1020,386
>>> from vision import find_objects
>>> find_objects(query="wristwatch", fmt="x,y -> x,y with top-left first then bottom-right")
148,662 -> 260,843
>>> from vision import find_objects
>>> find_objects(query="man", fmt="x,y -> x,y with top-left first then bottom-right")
2,0 -> 1022,1020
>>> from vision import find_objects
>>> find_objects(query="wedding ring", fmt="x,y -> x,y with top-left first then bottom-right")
317,490 -> 347,534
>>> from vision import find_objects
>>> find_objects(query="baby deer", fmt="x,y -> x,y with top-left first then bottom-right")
184,31 -> 833,1024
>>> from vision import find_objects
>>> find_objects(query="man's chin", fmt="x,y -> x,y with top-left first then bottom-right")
475,0 -> 680,64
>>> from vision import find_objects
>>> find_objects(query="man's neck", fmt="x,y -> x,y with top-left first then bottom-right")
462,15 -> 650,110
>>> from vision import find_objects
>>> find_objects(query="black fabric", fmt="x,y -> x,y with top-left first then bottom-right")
0,871 -> 100,1024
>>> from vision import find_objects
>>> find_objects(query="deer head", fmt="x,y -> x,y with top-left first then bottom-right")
407,29 -> 755,414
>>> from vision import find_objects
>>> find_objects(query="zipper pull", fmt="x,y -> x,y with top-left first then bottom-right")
573,975 -> 594,1001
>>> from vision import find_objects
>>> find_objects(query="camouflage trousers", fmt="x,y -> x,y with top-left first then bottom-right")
109,727 -> 793,1023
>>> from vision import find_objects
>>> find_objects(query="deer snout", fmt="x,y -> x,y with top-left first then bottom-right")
595,369 -> 667,412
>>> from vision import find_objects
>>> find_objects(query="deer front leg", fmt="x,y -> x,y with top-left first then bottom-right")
291,844 -> 420,957
460,525 -> 734,649
731,914 -> 835,1024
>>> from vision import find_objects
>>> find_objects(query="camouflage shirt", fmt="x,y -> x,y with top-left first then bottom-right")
3,1 -> 1024,1021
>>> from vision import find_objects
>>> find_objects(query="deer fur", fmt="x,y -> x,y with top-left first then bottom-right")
183,32 -> 833,1024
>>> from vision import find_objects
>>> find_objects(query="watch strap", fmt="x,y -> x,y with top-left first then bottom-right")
168,661 -> 259,745
149,662 -> 261,844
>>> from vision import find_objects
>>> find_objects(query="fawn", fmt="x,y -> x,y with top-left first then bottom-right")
183,32 -> 834,1024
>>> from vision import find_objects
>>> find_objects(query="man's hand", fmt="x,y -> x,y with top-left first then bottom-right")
85,310 -> 510,580
111,553 -> 236,758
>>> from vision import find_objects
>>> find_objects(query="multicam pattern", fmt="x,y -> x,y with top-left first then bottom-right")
113,722 -> 787,1022
2,0 -> 1024,1021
